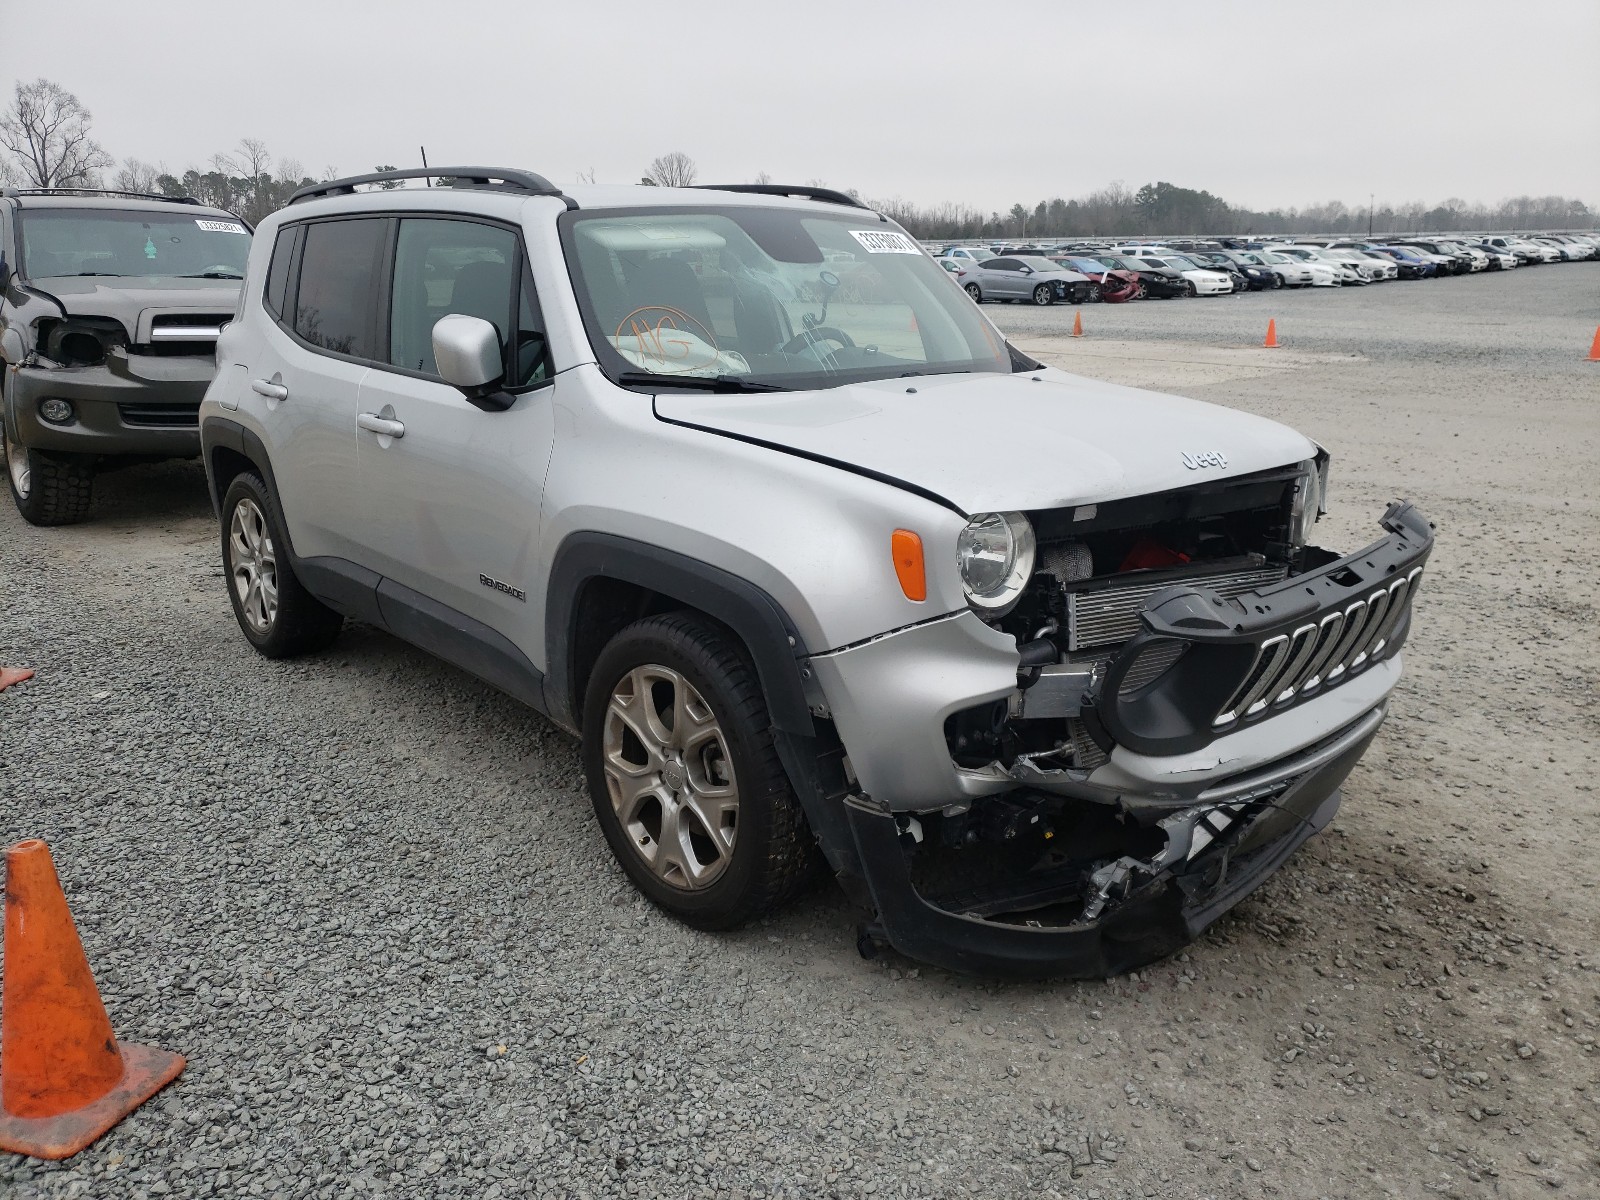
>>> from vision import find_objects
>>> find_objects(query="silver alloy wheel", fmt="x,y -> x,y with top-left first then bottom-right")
228,497 -> 279,635
602,664 -> 738,891
3,425 -> 28,500
1033,284 -> 1052,306
965,283 -> 981,302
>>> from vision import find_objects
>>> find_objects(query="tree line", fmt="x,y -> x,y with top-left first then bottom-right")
2,79 -> 1591,237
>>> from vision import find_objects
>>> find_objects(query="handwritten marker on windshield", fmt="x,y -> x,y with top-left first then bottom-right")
1072,311 -> 1083,338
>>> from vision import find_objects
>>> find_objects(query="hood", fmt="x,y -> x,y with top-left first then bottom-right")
655,368 -> 1315,514
26,275 -> 241,340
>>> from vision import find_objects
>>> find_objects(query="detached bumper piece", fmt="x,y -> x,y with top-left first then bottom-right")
1096,500 -> 1433,756
848,708 -> 1380,979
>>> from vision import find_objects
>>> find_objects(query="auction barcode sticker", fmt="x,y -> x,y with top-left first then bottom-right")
196,219 -> 247,234
848,229 -> 921,255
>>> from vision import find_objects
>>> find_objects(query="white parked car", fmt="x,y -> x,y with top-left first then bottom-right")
939,247 -> 990,264
1275,247 -> 1351,287
1150,255 -> 1234,295
1321,248 -> 1396,281
1246,250 -> 1316,288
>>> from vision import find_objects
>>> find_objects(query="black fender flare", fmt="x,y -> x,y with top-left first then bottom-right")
200,416 -> 288,539
544,531 -> 814,738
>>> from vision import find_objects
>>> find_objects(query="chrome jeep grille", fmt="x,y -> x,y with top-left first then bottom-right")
1214,567 -> 1422,726
1067,564 -> 1287,650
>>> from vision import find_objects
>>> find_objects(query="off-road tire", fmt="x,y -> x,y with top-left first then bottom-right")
3,389 -> 96,526
582,612 -> 813,930
220,471 -> 342,658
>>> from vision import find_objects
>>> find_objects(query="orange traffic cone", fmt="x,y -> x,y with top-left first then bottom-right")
1263,319 -> 1279,349
0,840 -> 184,1159
1072,310 -> 1084,337
1588,324 -> 1599,361
0,667 -> 34,693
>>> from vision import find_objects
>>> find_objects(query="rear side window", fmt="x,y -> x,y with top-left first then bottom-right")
263,226 -> 297,317
294,218 -> 387,358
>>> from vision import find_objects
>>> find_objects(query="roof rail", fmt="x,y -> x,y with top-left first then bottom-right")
0,187 -> 200,205
691,183 -> 870,210
288,166 -> 575,208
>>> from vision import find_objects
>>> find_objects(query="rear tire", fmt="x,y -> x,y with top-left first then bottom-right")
220,471 -> 342,658
582,612 -> 813,930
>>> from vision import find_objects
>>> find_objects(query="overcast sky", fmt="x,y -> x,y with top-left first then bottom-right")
5,0 -> 1597,213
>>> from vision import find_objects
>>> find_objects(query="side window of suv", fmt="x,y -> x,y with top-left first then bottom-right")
263,225 -> 299,318
389,218 -> 529,380
294,218 -> 387,357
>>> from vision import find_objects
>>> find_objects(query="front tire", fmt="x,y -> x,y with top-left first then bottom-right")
3,378 -> 96,526
1032,284 -> 1053,306
582,613 -> 813,930
964,283 -> 982,302
1086,284 -> 1101,302
220,472 -> 342,657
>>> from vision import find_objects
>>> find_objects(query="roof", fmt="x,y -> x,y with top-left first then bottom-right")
1,192 -> 240,220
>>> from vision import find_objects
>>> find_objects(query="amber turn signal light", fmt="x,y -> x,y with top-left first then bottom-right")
891,529 -> 926,602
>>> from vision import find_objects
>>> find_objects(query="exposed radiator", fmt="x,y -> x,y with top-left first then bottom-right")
1066,563 -> 1288,650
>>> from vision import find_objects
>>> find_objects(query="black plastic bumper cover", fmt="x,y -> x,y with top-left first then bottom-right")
1097,500 -> 1433,756
847,716 -> 1377,979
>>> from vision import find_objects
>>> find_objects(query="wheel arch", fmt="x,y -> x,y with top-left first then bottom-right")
545,532 -> 814,741
200,417 -> 293,548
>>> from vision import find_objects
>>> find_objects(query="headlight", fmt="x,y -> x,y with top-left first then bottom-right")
957,511 -> 1036,614
1289,456 -> 1328,546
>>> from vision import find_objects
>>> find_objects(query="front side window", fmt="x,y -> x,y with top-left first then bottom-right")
294,218 -> 387,358
388,218 -> 519,377
561,207 -> 1009,391
19,207 -> 250,280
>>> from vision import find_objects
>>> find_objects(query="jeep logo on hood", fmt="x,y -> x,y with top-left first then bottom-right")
1182,450 -> 1228,470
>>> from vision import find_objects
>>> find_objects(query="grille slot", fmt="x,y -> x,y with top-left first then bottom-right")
1213,566 -> 1422,729
1118,640 -> 1188,697
118,403 -> 200,428
1067,564 -> 1287,650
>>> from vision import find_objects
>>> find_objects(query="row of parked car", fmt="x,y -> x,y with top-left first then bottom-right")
932,231 -> 1599,304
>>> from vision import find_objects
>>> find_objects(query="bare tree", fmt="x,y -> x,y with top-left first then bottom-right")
576,166 -> 597,184
645,151 -> 697,188
112,157 -> 163,194
0,78 -> 112,188
752,170 -> 773,185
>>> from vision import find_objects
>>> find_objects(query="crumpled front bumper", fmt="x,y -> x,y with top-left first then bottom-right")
850,704 -> 1378,979
9,350 -> 212,456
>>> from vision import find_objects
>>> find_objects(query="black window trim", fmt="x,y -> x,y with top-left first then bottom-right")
271,208 -> 553,393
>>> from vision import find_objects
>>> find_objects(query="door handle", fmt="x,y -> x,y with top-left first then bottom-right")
251,378 -> 289,401
357,412 -> 406,439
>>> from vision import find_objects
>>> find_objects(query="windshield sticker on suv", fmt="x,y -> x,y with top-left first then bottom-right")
848,230 -> 921,255
195,219 -> 248,235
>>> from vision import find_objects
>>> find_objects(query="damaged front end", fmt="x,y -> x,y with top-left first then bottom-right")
836,467 -> 1432,978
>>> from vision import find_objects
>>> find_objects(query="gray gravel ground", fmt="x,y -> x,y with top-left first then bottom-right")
2,263 -> 1598,1199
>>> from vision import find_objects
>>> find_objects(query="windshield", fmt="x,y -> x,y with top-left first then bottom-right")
19,208 -> 250,279
1068,257 -> 1106,273
561,208 -> 1009,391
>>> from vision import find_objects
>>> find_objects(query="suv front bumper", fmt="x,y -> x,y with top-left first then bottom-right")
9,350 -> 212,457
848,702 -> 1380,978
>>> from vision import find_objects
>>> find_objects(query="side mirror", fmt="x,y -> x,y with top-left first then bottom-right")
1019,265 -> 1033,274
432,314 -> 511,411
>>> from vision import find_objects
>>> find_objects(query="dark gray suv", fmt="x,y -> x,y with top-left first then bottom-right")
1,189 -> 249,524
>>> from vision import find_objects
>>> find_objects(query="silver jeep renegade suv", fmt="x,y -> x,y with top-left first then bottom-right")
2,189 -> 249,524
200,167 -> 1432,978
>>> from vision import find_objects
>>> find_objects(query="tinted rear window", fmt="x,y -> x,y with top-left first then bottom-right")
264,226 -> 297,317
294,219 -> 387,358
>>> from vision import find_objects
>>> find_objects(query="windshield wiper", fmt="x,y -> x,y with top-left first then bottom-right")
615,371 -> 787,394
179,271 -> 243,279
68,272 -> 122,277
